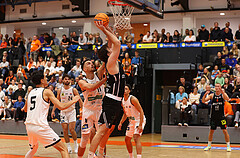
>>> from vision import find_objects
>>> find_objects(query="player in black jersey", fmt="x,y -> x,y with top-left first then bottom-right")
202,83 -> 231,152
87,21 -> 125,158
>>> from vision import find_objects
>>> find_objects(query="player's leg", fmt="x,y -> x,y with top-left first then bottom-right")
125,122 -> 134,158
61,123 -> 72,153
133,134 -> 142,158
25,125 -> 39,158
222,128 -> 231,151
69,121 -> 78,153
53,141 -> 70,158
204,129 -> 215,151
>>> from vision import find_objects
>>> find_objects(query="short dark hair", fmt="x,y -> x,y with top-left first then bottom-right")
31,70 -> 44,85
98,43 -> 109,63
62,74 -> 71,80
81,58 -> 91,70
126,84 -> 132,91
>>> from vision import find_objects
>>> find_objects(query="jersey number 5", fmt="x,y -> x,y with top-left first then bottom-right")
30,96 -> 37,111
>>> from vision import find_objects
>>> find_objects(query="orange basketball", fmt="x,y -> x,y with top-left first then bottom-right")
94,13 -> 109,27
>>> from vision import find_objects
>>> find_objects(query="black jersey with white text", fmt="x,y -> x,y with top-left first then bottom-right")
211,93 -> 225,119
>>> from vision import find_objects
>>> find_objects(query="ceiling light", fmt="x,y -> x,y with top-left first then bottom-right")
72,20 -> 76,23
220,13 -> 225,16
59,27 -> 64,30
143,24 -> 148,26
42,22 -> 46,25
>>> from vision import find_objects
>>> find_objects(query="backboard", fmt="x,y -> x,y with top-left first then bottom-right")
121,0 -> 164,18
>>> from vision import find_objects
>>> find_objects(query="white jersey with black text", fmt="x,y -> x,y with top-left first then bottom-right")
82,73 -> 105,111
122,95 -> 146,123
60,86 -> 75,112
25,88 -> 50,127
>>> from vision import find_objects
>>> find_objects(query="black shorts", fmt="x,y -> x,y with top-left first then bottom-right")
99,96 -> 122,129
210,118 -> 227,130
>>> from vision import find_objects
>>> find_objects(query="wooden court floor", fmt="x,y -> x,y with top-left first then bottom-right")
0,134 -> 240,158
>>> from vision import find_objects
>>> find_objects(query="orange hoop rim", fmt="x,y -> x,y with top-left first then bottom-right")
108,0 -> 132,6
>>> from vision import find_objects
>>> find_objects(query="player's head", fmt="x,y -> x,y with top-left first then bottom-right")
98,43 -> 111,63
82,59 -> 95,72
215,83 -> 222,92
124,84 -> 132,95
62,74 -> 71,85
31,70 -> 48,87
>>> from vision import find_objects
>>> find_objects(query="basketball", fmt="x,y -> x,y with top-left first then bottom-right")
94,13 -> 109,27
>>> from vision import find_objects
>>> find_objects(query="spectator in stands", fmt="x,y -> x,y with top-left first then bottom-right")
12,95 -> 25,121
26,37 -> 32,62
54,61 -> 65,78
44,51 -> 52,62
230,43 -> 240,59
172,30 -> 181,43
198,77 -> 208,94
36,56 -> 45,71
16,71 -> 25,85
61,34 -> 70,49
210,22 -> 222,41
215,72 -> 224,86
94,60 -> 101,70
30,35 -> 41,62
123,31 -> 133,44
226,52 -> 237,69
18,80 -> 26,91
92,48 -> 98,61
163,32 -> 173,43
87,34 -> 94,45
182,29 -> 189,41
123,61 -> 132,77
233,64 -> 240,77
56,76 -> 63,89
214,52 -> 222,67
5,70 -> 16,86
49,56 -> 56,68
45,69 -> 52,82
195,64 -> 204,80
0,99 -> 5,120
0,39 -> 7,49
0,86 -> 5,100
153,30 -> 160,43
202,67 -> 212,85
222,46 -> 229,58
137,34 -> 144,43
0,34 -> 2,45
119,47 -> 128,61
68,59 -> 82,79
12,83 -> 26,104
222,28 -> 233,42
189,86 -> 200,113
44,33 -> 54,46
94,33 -> 103,46
178,97 -> 192,127
224,101 -> 234,127
25,86 -> 33,100
7,80 -> 18,92
211,65 -> 220,80
52,33 -> 60,46
78,33 -> 87,45
235,24 -> 240,40
26,58 -> 37,74
0,57 -> 9,79
223,77 -> 233,97
5,34 -> 9,43
122,52 -> 131,66
131,51 -> 142,66
184,29 -> 196,42
39,34 -> 44,43
220,58 -> 230,76
198,25 -> 209,42
177,76 -> 192,94
48,76 -> 57,88
234,103 -> 240,127
198,85 -> 212,113
222,22 -> 232,34
231,77 -> 240,98
2,96 -> 12,120
0,78 -> 7,90
143,31 -> 153,43
116,32 -> 122,43
175,86 -> 188,109
160,28 -> 166,42
71,32 -> 79,45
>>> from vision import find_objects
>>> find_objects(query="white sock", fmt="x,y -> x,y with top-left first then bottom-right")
227,142 -> 230,147
74,140 -> 78,146
129,153 -> 134,158
99,146 -> 105,155
208,141 -> 212,147
137,155 -> 142,158
88,151 -> 95,158
66,142 -> 71,148
25,144 -> 38,158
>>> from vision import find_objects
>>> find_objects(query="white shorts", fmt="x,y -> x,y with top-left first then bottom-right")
126,120 -> 146,138
26,124 -> 61,148
81,108 -> 102,134
60,109 -> 76,124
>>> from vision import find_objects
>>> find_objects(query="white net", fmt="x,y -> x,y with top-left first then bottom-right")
108,0 -> 134,30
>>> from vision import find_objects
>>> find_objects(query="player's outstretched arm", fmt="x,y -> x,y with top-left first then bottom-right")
97,62 -> 106,80
73,88 -> 83,109
131,96 -> 144,132
118,111 -> 127,131
44,89 -> 80,110
78,76 -> 107,91
51,89 -> 61,118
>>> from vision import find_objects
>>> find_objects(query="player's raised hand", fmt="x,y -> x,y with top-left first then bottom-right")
205,90 -> 210,95
95,21 -> 106,31
118,123 -> 122,131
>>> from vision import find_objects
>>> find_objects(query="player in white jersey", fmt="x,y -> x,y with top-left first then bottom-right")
118,85 -> 146,158
24,70 -> 80,158
52,74 -> 82,154
77,59 -> 106,158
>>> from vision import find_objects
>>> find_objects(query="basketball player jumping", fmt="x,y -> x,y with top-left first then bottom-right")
202,83 -> 231,152
77,59 -> 106,158
52,74 -> 82,154
88,21 -> 125,158
24,71 -> 80,158
118,85 -> 146,158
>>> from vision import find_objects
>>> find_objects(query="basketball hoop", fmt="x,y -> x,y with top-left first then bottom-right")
108,0 -> 134,30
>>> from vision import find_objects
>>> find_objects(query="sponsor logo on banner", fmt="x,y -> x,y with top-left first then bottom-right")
121,44 -> 136,49
77,46 -> 82,51
180,42 -> 202,48
226,41 -> 234,47
137,43 -> 158,49
158,43 -> 179,48
42,47 -> 52,51
202,42 -> 225,47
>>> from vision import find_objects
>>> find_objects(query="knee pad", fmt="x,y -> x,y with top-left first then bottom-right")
80,134 -> 90,148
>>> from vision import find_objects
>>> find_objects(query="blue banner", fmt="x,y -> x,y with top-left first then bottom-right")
158,43 -> 179,48
42,47 -> 52,51
226,41 -> 234,47
121,44 -> 136,49
180,42 -> 202,48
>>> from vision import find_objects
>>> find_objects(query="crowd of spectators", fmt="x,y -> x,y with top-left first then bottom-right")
173,41 -> 240,127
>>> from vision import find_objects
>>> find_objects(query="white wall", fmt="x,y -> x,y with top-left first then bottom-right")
21,27 -> 37,39
150,20 -> 183,35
